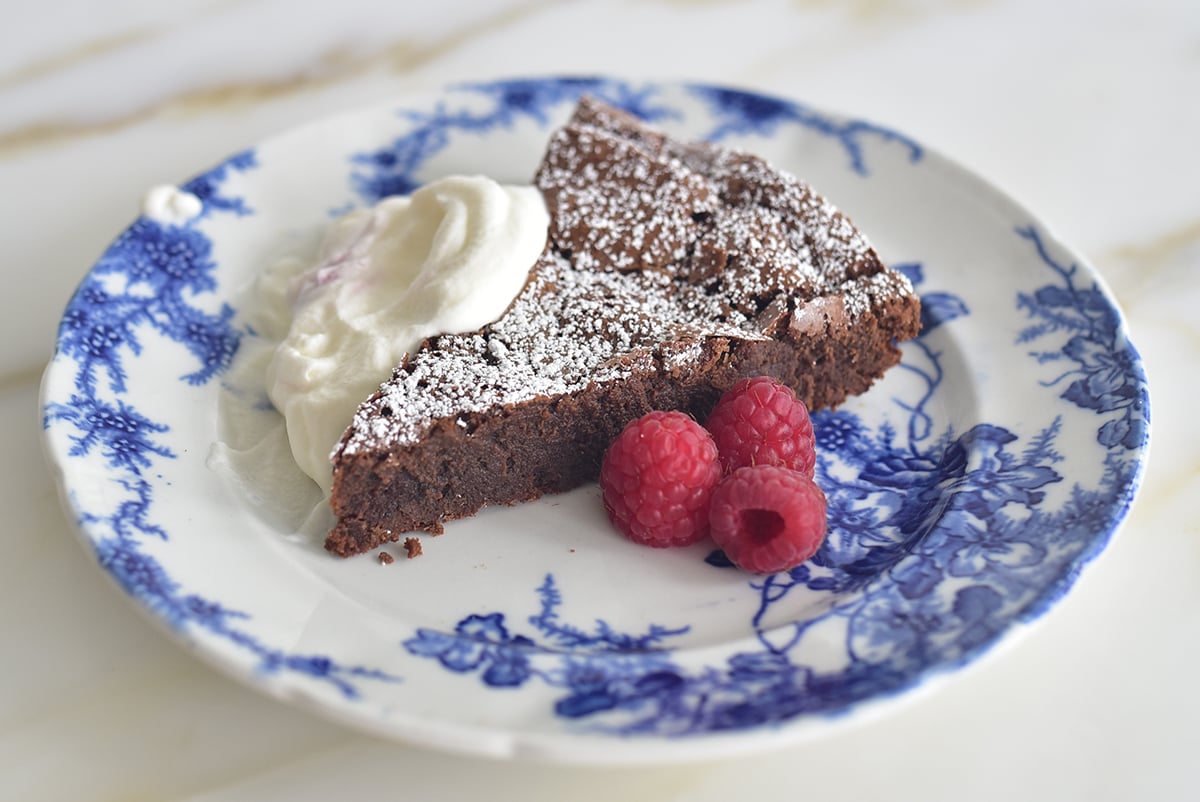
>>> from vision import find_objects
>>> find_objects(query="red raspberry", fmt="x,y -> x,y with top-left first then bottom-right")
600,411 -> 722,548
705,376 -> 815,477
708,465 -> 827,573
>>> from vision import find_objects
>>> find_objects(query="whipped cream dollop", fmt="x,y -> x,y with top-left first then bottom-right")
264,175 -> 549,492
142,185 -> 203,225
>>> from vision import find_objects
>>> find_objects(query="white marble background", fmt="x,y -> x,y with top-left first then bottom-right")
4,0 -> 1197,799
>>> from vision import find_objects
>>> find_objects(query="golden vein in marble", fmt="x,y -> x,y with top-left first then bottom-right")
0,28 -> 155,90
784,0 -> 992,21
1107,218 -> 1200,267
1100,218 -> 1200,308
0,0 -> 549,159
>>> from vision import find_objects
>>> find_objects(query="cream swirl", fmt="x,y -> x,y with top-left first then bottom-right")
264,175 -> 548,491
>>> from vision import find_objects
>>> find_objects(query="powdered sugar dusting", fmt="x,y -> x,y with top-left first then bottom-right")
338,97 -> 915,457
343,252 -> 767,450
537,124 -> 713,275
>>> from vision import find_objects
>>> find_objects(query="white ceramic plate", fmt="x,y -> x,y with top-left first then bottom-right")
40,78 -> 1150,764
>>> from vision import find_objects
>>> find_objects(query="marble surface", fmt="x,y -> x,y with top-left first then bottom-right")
5,0 -> 1197,799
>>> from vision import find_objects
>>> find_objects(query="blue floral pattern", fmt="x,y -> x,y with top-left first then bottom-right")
42,78 -> 1149,744
1015,226 -> 1149,450
352,77 -> 679,203
43,152 -> 397,698
688,85 -> 923,174
404,575 -> 687,701
348,76 -> 919,203
403,230 -> 1147,734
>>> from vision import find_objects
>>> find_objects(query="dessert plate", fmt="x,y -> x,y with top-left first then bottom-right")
40,77 -> 1149,764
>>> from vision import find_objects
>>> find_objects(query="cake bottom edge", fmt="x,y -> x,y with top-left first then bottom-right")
324,293 -> 921,558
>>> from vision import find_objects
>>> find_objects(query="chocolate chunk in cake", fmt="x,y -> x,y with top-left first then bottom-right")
325,96 -> 920,557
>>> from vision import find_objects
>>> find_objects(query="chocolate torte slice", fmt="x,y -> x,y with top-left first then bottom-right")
325,97 -> 920,556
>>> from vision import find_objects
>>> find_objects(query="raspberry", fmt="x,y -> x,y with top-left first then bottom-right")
708,465 -> 827,573
705,376 -> 815,477
600,411 -> 722,548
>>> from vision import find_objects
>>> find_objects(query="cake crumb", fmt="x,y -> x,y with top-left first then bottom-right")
377,551 -> 394,565
403,537 -> 423,558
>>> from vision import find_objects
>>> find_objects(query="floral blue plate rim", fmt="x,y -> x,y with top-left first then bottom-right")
39,77 -> 1150,764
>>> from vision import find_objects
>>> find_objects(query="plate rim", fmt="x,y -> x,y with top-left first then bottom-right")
38,75 -> 1151,764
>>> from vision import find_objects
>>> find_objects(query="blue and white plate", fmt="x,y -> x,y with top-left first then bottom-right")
40,78 -> 1150,763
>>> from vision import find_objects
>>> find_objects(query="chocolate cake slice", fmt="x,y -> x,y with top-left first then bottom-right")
325,97 -> 920,556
